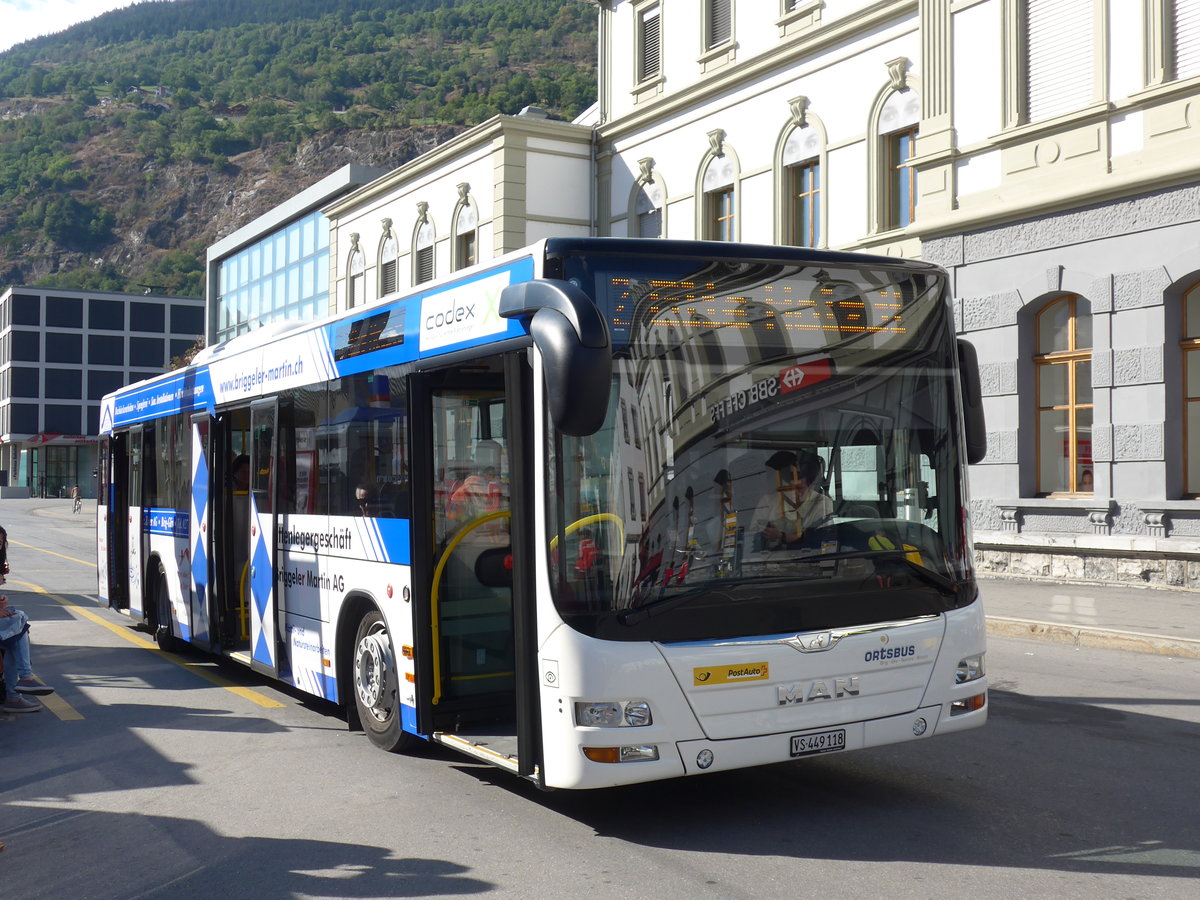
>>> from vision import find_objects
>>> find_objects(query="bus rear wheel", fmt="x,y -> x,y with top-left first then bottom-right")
353,610 -> 418,753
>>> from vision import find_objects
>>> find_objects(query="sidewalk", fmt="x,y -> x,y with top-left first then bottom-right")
980,576 -> 1200,659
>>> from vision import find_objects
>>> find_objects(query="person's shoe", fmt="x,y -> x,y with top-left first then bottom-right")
15,676 -> 53,695
2,695 -> 42,713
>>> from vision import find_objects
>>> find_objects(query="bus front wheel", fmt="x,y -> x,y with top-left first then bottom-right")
353,610 -> 419,753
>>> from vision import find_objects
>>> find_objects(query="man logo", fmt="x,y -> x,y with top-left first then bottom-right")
777,676 -> 860,706
786,632 -> 840,652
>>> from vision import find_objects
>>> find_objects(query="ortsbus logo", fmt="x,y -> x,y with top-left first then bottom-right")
419,272 -> 510,352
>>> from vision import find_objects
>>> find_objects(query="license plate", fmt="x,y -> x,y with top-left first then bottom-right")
790,728 -> 846,757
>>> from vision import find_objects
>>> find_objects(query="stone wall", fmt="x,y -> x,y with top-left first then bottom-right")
976,545 -> 1200,591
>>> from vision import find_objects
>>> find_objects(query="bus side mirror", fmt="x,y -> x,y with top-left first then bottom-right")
956,338 -> 987,465
500,279 -> 612,436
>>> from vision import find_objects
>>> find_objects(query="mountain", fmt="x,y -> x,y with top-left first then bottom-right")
0,0 -> 596,297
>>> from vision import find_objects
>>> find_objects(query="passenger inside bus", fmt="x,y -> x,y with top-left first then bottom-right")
447,439 -> 505,527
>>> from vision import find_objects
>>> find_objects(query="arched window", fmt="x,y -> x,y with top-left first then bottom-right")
413,205 -> 435,285
631,159 -> 665,238
782,122 -> 822,247
635,185 -> 662,238
455,205 -> 477,270
453,185 -> 478,271
347,240 -> 365,309
378,228 -> 398,297
701,142 -> 737,241
1181,280 -> 1200,494
878,90 -> 920,230
1035,295 -> 1093,494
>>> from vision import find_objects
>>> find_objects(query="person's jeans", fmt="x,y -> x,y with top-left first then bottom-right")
1,631 -> 32,691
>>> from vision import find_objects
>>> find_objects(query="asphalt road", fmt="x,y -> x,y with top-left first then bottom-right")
1,499 -> 1197,899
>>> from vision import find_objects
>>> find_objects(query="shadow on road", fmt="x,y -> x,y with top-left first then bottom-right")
458,687 -> 1200,881
1,809 -> 491,898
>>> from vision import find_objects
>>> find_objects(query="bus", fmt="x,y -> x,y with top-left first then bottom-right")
97,238 -> 988,790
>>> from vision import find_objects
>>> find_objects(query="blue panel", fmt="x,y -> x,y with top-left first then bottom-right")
375,519 -> 411,565
253,630 -> 271,666
401,702 -> 421,737
112,368 -> 215,428
251,534 -> 272,620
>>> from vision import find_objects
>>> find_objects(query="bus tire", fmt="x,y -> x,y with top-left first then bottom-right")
153,565 -> 178,653
353,610 -> 419,753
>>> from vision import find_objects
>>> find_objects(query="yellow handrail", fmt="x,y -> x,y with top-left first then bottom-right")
430,510 -> 511,706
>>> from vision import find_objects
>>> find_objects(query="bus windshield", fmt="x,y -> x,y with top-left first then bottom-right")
547,248 -> 976,643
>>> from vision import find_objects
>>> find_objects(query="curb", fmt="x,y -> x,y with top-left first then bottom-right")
987,616 -> 1200,659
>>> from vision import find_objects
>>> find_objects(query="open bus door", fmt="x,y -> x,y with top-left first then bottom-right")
412,351 -> 541,782
103,433 -> 129,610
248,398 -> 286,679
189,413 -> 215,651
126,424 -> 145,620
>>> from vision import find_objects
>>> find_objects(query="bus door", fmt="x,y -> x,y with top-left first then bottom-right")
212,407 -> 252,653
189,413 -> 214,650
413,352 -> 539,779
248,399 -> 286,678
103,433 -> 129,610
127,424 -> 145,620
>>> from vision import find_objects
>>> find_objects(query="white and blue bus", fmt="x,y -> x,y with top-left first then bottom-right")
98,238 -> 988,789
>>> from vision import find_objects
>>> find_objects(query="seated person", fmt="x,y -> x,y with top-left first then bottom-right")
1,594 -> 54,713
749,450 -> 833,550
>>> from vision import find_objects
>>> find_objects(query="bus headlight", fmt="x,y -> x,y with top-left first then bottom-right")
955,654 -> 985,684
575,700 -> 653,727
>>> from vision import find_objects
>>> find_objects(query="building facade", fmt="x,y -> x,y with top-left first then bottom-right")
229,0 -> 1200,584
0,286 -> 205,498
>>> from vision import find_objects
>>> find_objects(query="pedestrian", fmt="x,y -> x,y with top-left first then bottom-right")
0,523 -> 8,586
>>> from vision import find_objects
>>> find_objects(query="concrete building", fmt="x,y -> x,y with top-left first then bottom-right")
0,285 -> 205,498
221,1 -> 1200,584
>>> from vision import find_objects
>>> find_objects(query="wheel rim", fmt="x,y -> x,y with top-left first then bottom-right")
355,623 -> 394,721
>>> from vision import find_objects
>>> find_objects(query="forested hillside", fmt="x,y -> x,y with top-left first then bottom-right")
0,0 -> 596,297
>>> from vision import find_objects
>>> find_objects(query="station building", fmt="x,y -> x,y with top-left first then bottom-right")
221,1 -> 1200,585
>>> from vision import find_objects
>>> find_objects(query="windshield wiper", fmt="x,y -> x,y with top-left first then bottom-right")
618,586 -> 737,626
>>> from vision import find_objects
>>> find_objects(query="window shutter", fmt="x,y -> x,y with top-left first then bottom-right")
708,0 -> 731,49
416,246 -> 434,284
380,236 -> 398,295
380,260 -> 397,296
639,8 -> 661,82
1027,0 -> 1094,123
1176,0 -> 1200,80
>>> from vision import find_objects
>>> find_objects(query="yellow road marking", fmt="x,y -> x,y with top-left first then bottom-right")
19,583 -> 286,710
39,692 -> 83,720
10,539 -> 96,569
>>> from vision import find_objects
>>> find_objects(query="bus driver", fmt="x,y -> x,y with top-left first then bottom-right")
749,450 -> 832,551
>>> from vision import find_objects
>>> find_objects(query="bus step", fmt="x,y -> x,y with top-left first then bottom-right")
433,731 -> 520,773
